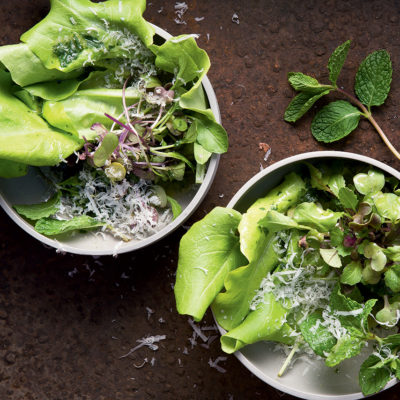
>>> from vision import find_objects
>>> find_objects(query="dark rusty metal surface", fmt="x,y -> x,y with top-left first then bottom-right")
1,1 -> 400,399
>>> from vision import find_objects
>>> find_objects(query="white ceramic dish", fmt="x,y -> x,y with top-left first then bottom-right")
220,151 -> 400,400
0,25 -> 221,256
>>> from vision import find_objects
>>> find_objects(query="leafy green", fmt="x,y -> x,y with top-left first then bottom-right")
353,170 -> 385,195
21,0 -> 154,72
284,90 -> 330,123
385,265 -> 400,292
340,261 -> 362,285
93,133 -> 119,167
328,40 -> 351,85
0,159 -> 28,178
166,196 -> 182,219
311,100 -> 361,143
300,311 -> 337,357
359,354 -> 393,396
320,248 -> 342,268
373,192 -> 400,222
338,187 -> 358,211
293,202 -> 343,232
0,43 -> 83,87
355,50 -> 392,108
174,207 -> 246,322
384,246 -> 400,261
42,87 -> 141,139
35,215 -> 104,235
326,335 -> 365,367
220,292 -> 295,353
193,142 -> 212,165
194,116 -> 228,154
258,210 -> 310,233
212,173 -> 306,330
0,70 -> 82,166
151,36 -> 210,102
14,192 -> 61,220
287,72 -> 330,93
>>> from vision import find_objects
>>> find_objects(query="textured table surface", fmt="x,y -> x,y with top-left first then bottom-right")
1,1 -> 400,399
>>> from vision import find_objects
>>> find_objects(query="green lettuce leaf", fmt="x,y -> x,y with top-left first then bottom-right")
35,215 -> 104,235
21,0 -> 154,72
174,207 -> 247,321
0,70 -> 82,165
220,292 -> 295,354
0,159 -> 28,178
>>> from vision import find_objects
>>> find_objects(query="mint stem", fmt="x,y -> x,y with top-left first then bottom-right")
336,87 -> 400,161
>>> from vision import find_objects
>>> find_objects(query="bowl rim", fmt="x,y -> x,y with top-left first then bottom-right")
223,151 -> 399,400
0,24 -> 221,256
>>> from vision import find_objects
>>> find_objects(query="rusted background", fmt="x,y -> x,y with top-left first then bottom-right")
1,1 -> 400,399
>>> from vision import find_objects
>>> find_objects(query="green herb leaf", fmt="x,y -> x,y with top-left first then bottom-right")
284,90 -> 330,123
166,196 -> 182,220
355,50 -> 392,108
35,215 -> 104,236
300,310 -> 337,357
359,354 -> 392,396
338,187 -> 358,211
311,100 -> 361,143
287,72 -> 329,93
328,40 -> 351,85
93,132 -> 119,167
14,191 -> 61,220
326,335 -> 365,367
340,261 -> 362,285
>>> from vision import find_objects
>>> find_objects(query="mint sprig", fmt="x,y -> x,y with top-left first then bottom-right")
284,40 -> 400,161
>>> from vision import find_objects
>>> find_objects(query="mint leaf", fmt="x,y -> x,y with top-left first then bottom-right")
355,50 -> 392,108
338,187 -> 358,211
359,354 -> 392,396
328,40 -> 351,85
14,191 -> 60,220
35,216 -> 104,235
300,311 -> 337,357
326,335 -> 365,367
287,72 -> 329,93
284,90 -> 330,123
340,261 -> 362,285
311,100 -> 361,143
382,333 -> 400,348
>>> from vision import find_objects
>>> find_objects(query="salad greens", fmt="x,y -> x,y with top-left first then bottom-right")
174,161 -> 400,396
0,0 -> 228,241
284,40 -> 400,162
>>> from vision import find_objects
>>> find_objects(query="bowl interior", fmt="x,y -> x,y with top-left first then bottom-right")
0,25 -> 221,255
224,152 -> 400,400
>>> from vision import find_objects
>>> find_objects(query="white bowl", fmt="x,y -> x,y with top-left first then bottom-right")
220,151 -> 400,400
0,25 -> 221,256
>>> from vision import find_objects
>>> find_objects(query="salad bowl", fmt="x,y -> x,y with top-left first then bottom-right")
0,24 -> 221,256
220,151 -> 400,400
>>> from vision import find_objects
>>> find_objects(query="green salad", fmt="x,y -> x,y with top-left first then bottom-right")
174,161 -> 400,396
0,0 -> 227,240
